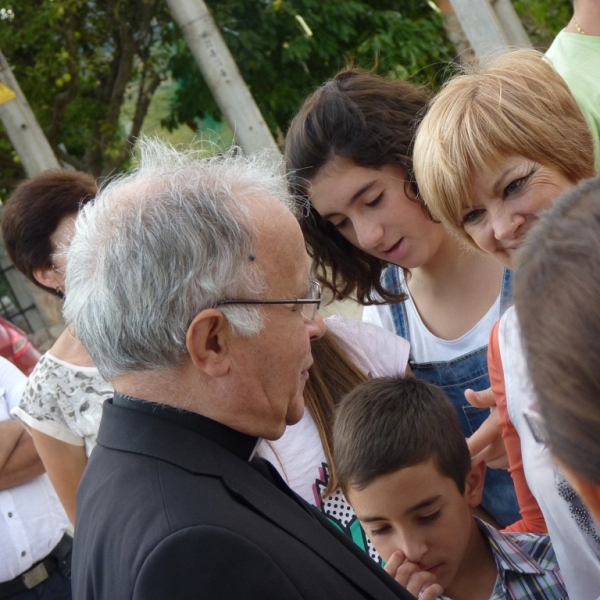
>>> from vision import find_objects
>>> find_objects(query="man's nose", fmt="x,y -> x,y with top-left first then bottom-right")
307,313 -> 326,340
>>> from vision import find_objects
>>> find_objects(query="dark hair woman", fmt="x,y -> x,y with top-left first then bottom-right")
4,170 -> 113,525
285,68 -> 518,527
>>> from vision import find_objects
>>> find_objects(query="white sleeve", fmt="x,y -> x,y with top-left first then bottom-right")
10,355 -> 85,446
0,356 -> 27,414
362,303 -> 397,335
325,315 -> 410,378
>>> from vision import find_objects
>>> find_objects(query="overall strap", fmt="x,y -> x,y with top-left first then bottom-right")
382,266 -> 410,340
499,268 -> 513,316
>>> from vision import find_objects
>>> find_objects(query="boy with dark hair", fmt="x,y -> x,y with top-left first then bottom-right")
333,377 -> 568,600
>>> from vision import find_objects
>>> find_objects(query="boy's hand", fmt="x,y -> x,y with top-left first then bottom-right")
384,551 -> 443,599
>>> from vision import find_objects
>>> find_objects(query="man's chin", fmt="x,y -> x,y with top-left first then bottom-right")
286,396 -> 306,427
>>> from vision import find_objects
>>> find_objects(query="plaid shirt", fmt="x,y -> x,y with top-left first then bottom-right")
440,519 -> 568,600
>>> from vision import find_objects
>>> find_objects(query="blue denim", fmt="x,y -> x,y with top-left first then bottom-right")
383,266 -> 520,528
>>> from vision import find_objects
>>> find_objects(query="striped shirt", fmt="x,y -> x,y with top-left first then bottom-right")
440,519 -> 568,600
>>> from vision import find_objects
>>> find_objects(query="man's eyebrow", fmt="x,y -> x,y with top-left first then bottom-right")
358,495 -> 441,523
320,180 -> 377,221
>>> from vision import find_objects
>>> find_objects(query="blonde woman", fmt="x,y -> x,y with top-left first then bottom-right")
413,49 -> 598,598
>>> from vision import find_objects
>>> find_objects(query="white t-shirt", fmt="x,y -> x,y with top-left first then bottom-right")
11,352 -> 113,457
363,272 -> 501,363
259,315 -> 410,561
0,357 -> 69,582
499,306 -> 600,600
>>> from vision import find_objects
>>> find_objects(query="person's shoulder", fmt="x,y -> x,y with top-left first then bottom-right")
326,314 -> 401,345
132,526 -> 305,600
497,305 -> 524,362
545,29 -> 567,58
76,524 -> 305,600
326,315 -> 409,377
134,522 -> 411,600
499,303 -> 517,327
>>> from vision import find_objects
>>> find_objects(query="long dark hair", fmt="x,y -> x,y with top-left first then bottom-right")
285,68 -> 430,304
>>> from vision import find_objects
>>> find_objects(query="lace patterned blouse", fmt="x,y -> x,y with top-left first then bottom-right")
11,352 -> 113,457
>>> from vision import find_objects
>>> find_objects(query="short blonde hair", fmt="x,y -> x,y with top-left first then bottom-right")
413,49 -> 596,244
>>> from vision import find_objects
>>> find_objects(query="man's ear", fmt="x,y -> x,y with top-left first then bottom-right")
466,459 -> 486,508
186,309 -> 231,377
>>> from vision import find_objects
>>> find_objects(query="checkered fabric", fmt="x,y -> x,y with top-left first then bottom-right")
440,518 -> 568,600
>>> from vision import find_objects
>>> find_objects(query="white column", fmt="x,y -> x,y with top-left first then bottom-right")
166,0 -> 280,155
0,50 -> 60,175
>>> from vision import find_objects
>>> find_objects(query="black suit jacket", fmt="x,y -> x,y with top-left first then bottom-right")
72,399 -> 415,600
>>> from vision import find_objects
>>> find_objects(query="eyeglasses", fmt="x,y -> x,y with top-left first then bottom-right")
217,280 -> 322,321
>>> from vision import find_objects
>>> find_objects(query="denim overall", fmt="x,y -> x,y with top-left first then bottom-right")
383,266 -> 520,528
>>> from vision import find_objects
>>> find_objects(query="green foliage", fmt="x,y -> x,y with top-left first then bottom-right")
0,0 -> 174,188
513,0 -> 572,48
0,0 -> 571,198
164,0 -> 455,140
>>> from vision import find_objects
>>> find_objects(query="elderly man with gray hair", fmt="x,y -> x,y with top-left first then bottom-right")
65,140 -> 414,600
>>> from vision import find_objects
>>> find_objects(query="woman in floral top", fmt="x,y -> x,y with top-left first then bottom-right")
3,170 -> 113,524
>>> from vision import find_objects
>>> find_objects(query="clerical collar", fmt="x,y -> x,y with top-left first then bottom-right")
112,392 -> 260,462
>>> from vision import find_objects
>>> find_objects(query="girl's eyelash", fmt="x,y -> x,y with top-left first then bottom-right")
366,192 -> 384,207
330,191 -> 384,230
331,191 -> 384,230
370,525 -> 390,536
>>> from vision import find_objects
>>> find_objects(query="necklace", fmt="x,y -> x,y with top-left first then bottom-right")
573,18 -> 586,35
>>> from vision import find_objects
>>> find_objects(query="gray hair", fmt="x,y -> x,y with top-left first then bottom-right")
64,139 -> 295,380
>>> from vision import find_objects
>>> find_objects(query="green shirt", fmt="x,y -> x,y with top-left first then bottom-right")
546,30 -> 600,174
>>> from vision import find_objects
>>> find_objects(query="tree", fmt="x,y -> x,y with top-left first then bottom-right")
513,0 -> 572,48
164,0 -> 455,142
0,0 -> 175,188
0,0 -> 455,193
0,0 -> 573,195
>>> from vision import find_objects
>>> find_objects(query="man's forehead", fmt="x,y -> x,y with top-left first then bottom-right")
243,190 -> 291,219
250,196 -> 302,245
